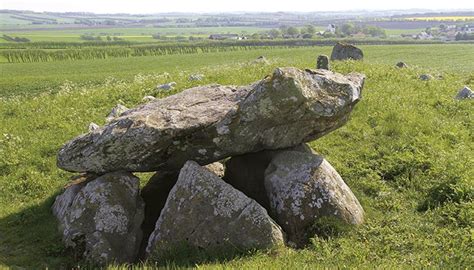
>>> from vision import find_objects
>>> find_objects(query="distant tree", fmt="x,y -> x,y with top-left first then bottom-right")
439,24 -> 447,31
304,25 -> 316,35
341,23 -> 355,36
302,33 -> 313,39
251,33 -> 261,39
365,26 -> 387,37
268,29 -> 281,39
106,36 -> 112,41
279,25 -> 289,35
287,27 -> 299,36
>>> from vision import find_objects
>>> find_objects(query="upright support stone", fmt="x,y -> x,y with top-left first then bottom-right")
52,172 -> 144,264
146,161 -> 285,259
317,54 -> 330,70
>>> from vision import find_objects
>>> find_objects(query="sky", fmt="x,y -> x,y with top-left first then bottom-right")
1,0 -> 474,14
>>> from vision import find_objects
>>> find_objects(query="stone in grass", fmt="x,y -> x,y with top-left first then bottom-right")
419,74 -> 434,81
317,55 -> 330,70
264,151 -> 364,247
57,67 -> 365,173
88,122 -> 100,132
146,161 -> 284,260
156,82 -> 176,91
52,172 -> 144,264
106,104 -> 129,123
396,62 -> 408,68
455,86 -> 474,100
142,96 -> 156,102
330,42 -> 364,61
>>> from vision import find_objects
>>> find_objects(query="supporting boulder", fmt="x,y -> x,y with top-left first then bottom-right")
52,172 -> 144,264
264,151 -> 364,247
146,161 -> 285,259
57,68 -> 365,173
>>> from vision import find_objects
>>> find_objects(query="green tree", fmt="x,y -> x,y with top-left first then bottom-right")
287,27 -> 299,36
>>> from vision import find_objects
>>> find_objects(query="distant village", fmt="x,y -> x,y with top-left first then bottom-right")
208,23 -> 474,41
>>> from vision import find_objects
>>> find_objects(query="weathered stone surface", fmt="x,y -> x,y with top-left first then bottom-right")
223,144 -> 314,212
455,86 -> 474,100
205,162 -> 225,178
330,42 -> 363,61
58,67 -> 365,173
419,74 -> 434,81
189,74 -> 205,81
396,62 -> 408,68
156,82 -> 176,91
317,55 -> 330,70
52,172 -> 144,264
253,56 -> 269,64
265,151 -> 364,246
146,161 -> 284,258
142,96 -> 156,102
106,104 -> 129,123
88,122 -> 99,132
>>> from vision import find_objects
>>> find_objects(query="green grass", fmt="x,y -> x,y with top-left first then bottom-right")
0,45 -> 473,269
1,44 -> 474,97
0,26 -> 269,42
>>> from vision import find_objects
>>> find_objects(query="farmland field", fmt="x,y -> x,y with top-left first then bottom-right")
1,44 -> 473,97
0,42 -> 473,269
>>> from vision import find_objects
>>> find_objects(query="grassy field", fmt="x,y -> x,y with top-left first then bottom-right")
0,44 -> 473,268
1,44 -> 473,97
0,26 -> 272,42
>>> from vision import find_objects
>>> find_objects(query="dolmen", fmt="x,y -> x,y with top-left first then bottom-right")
52,67 -> 366,264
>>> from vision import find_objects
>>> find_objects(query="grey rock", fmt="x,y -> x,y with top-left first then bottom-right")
52,172 -> 144,264
156,82 -> 176,91
265,151 -> 364,246
142,96 -> 156,102
58,67 -> 365,173
330,42 -> 363,61
106,104 -> 129,123
223,144 -> 314,212
146,161 -> 284,259
88,122 -> 100,132
455,86 -> 474,100
205,162 -> 225,178
419,74 -> 434,81
253,56 -> 269,64
396,62 -> 408,68
189,74 -> 205,81
317,55 -> 330,70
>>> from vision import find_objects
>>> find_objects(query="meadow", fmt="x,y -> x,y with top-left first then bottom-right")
0,44 -> 473,268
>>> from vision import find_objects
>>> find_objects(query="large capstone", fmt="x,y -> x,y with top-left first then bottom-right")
146,161 -> 285,259
264,151 -> 364,246
52,172 -> 144,264
330,42 -> 364,61
57,68 -> 365,173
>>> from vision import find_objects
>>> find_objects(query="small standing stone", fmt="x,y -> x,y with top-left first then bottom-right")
396,62 -> 408,68
419,74 -> 434,81
317,55 -> 330,70
455,86 -> 474,100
